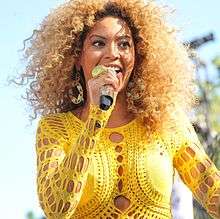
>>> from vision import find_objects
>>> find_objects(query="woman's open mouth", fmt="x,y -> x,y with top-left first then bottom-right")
106,66 -> 123,75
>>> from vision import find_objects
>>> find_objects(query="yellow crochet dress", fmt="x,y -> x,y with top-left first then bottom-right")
36,104 -> 220,219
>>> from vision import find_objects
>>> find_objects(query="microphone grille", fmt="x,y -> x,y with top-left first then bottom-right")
92,65 -> 106,78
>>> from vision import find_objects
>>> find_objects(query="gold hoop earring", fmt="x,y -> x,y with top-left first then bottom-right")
68,65 -> 84,104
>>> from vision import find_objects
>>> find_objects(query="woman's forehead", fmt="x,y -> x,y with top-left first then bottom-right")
87,16 -> 132,39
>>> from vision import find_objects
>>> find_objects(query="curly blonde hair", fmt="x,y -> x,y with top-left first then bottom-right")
19,0 -> 196,132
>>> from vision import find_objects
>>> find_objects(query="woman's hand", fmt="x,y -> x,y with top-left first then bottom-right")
87,68 -> 123,106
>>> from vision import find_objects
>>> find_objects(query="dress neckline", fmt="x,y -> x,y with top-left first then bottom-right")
67,111 -> 139,131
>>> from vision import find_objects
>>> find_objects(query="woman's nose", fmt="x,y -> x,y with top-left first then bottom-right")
105,43 -> 120,59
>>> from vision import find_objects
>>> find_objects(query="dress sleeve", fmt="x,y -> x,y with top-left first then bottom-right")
36,104 -> 113,219
173,113 -> 220,219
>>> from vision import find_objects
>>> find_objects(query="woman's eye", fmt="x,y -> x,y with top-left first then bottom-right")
92,40 -> 105,48
119,41 -> 131,49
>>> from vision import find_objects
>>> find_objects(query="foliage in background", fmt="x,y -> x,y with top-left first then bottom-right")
192,51 -> 220,219
26,211 -> 45,219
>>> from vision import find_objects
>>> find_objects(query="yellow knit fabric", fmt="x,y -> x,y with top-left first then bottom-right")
36,104 -> 220,219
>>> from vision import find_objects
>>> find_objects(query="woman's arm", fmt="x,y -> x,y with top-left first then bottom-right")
173,115 -> 220,218
36,104 -> 112,219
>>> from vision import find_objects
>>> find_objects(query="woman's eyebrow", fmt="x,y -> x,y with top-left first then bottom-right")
89,34 -> 106,40
116,35 -> 132,40
89,34 -> 132,40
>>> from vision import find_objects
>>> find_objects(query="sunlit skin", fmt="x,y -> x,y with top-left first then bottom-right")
76,16 -> 136,126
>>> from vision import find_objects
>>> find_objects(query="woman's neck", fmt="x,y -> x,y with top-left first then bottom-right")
109,91 -> 133,122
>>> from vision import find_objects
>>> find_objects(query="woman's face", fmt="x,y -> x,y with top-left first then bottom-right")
78,16 -> 135,91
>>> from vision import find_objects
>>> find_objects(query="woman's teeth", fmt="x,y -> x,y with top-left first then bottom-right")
108,67 -> 122,74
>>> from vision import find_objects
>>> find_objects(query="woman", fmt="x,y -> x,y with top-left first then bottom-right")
21,0 -> 220,218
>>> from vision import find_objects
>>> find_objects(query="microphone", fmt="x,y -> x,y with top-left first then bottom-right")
92,65 -> 116,111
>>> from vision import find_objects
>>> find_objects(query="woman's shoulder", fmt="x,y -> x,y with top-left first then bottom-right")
40,109 -> 82,124
158,108 -> 199,154
37,110 -> 83,140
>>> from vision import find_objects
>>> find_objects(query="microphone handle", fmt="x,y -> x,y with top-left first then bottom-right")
99,85 -> 114,110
